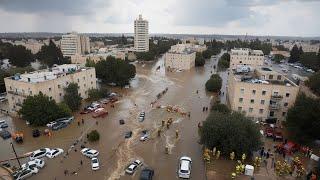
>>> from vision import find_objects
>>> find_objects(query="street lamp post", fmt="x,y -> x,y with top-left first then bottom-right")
10,142 -> 21,168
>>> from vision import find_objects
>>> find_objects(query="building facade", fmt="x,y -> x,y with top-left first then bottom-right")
164,44 -> 196,70
4,64 -> 96,115
134,15 -> 149,52
227,66 -> 299,122
230,48 -> 264,69
60,32 -> 90,57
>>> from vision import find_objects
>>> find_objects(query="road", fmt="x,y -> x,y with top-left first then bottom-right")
0,54 -> 226,180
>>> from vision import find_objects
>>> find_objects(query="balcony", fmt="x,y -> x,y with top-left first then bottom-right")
271,95 -> 283,101
269,104 -> 280,110
7,91 -> 28,98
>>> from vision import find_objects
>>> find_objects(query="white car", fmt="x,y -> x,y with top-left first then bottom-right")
91,157 -> 100,170
13,166 -> 39,180
125,160 -> 142,175
30,148 -> 51,160
81,148 -> 99,158
178,156 -> 192,179
138,112 -> 145,122
46,121 -> 57,128
94,108 -> 105,113
46,148 -> 64,158
22,159 -> 45,170
140,133 -> 149,141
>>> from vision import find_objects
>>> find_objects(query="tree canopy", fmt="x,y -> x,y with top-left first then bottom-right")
87,130 -> 100,142
306,71 -> 320,96
300,52 -> 320,71
63,83 -> 82,111
211,103 -> 230,114
94,56 -> 136,87
218,53 -> 230,69
0,41 -> 34,67
289,45 -> 303,63
19,92 -> 71,126
272,54 -> 285,64
36,40 -> 70,67
195,52 -> 205,66
88,88 -> 110,101
205,74 -> 222,92
286,93 -> 320,144
200,111 -> 262,157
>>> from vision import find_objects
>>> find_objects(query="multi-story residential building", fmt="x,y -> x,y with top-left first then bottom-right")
230,48 -> 264,69
134,15 -> 149,52
4,64 -> 96,115
60,32 -> 90,57
227,66 -> 299,122
164,44 -> 196,70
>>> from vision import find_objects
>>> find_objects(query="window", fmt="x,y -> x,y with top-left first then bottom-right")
49,96 -> 52,100
238,107 -> 242,111
239,98 -> 243,103
259,109 -> 264,114
59,93 -> 62,97
250,99 -> 254,104
273,92 -> 279,96
84,84 -> 86,87
91,81 -> 93,85
83,77 -> 85,80
269,111 -> 275,117
261,100 -> 265,105
284,102 -> 288,107
249,108 -> 253,113
29,91 -> 32,95
90,74 -> 93,78
282,112 -> 286,116
77,79 -> 80,83
49,88 -> 52,91
252,90 -> 256,95
277,75 -> 281,80
269,75 -> 273,79
66,82 -> 69,85
262,90 -> 266,95
58,85 -> 61,88
10,86 -> 12,90
286,93 -> 290,97
240,88 -> 244,94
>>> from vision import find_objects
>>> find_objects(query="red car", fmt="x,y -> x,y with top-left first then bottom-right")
92,111 -> 108,118
274,131 -> 283,140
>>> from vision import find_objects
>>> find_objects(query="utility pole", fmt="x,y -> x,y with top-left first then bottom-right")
10,142 -> 21,168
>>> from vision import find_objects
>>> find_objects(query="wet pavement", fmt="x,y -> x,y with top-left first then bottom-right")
0,53 -> 228,180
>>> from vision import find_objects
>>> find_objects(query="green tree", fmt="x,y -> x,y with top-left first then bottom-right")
205,74 -> 222,92
218,53 -> 230,69
211,103 -> 230,114
300,52 -> 319,71
95,56 -> 136,87
195,52 -> 205,66
200,111 -> 262,157
36,40 -> 69,67
286,93 -> 320,144
0,42 -> 34,67
272,54 -> 285,64
87,130 -> 100,142
306,72 -> 320,95
19,92 -> 71,126
88,88 -> 110,101
64,83 -> 82,111
289,45 -> 301,63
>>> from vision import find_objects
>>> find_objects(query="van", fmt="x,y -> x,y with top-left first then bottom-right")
178,156 -> 192,178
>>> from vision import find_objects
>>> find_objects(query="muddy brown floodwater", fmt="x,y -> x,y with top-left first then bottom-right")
0,53 -> 228,180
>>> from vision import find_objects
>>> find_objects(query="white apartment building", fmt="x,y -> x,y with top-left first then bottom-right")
164,44 -> 196,70
60,32 -> 90,57
134,15 -> 149,52
230,48 -> 264,69
227,66 -> 299,122
4,64 -> 96,115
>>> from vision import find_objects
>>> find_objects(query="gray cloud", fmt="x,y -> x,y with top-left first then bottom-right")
0,0 -> 109,15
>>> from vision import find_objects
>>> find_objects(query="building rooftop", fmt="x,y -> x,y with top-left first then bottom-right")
231,48 -> 264,56
232,66 -> 298,87
7,64 -> 93,83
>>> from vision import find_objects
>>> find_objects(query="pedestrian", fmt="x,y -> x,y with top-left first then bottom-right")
77,121 -> 80,126
82,119 -> 84,124
80,160 -> 83,165
282,151 -> 286,159
260,147 -> 264,157
271,157 -> 275,168
266,151 -> 270,159
64,170 -> 68,176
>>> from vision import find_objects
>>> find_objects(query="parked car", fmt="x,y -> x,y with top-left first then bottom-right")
138,112 -> 145,122
13,167 -> 38,180
56,116 -> 74,124
0,130 -> 11,139
22,159 -> 45,170
140,131 -> 149,141
32,129 -> 40,138
46,121 -> 57,128
81,148 -> 99,158
87,103 -> 101,111
52,122 -> 68,131
140,168 -> 154,180
125,131 -> 133,139
274,131 -> 283,141
178,156 -> 192,179
80,109 -> 91,114
92,110 -> 108,118
30,148 -> 51,160
46,148 -> 64,159
265,128 -> 274,137
91,157 -> 100,170
0,120 -> 8,129
125,160 -> 142,175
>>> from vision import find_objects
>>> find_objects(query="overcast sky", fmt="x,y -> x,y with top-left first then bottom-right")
0,0 -> 319,36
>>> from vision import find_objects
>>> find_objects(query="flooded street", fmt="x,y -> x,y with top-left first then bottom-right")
0,53 -> 227,180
